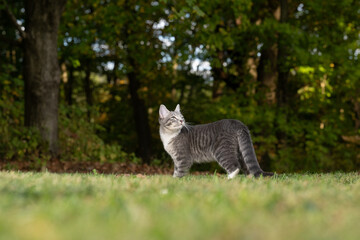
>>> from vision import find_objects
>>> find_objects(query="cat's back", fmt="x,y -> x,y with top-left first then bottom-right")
181,119 -> 247,162
184,119 -> 248,144
191,119 -> 247,133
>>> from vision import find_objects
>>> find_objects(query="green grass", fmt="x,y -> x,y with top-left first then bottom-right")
0,172 -> 359,240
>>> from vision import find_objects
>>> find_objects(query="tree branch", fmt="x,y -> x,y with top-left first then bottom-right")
1,0 -> 26,39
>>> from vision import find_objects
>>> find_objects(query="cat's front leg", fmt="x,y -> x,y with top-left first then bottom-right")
173,159 -> 192,178
173,165 -> 180,178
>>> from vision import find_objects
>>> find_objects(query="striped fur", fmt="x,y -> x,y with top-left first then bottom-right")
159,104 -> 273,178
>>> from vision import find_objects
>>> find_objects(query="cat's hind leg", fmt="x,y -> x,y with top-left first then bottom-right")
228,168 -> 240,179
214,150 -> 241,179
237,152 -> 250,175
237,131 -> 267,177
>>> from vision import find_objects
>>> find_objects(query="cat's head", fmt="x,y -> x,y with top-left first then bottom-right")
159,104 -> 185,131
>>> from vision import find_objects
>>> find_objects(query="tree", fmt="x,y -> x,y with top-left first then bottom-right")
2,0 -> 67,157
59,0 -> 171,162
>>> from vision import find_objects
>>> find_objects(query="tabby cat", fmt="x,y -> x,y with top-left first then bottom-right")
159,104 -> 273,179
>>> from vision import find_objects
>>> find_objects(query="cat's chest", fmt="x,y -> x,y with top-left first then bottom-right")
160,131 -> 180,157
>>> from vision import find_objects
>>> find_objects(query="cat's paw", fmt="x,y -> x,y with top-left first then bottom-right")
173,172 -> 186,178
253,171 -> 274,178
227,168 -> 240,179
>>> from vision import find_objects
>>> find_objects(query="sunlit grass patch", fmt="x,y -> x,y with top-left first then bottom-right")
0,171 -> 359,240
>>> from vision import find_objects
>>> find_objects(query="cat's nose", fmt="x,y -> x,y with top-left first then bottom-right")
180,120 -> 183,123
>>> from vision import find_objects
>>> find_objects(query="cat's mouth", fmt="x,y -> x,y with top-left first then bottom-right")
175,123 -> 185,130
165,123 -> 183,131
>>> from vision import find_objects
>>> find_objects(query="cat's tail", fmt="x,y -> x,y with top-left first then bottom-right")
237,127 -> 273,177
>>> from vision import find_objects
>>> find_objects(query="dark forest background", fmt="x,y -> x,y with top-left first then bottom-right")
0,0 -> 359,173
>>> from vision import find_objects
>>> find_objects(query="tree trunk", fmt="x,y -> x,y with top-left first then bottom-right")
274,0 -> 289,157
212,51 -> 226,99
83,67 -> 92,120
24,0 -> 67,157
352,99 -> 360,130
276,0 -> 289,107
257,3 -> 281,105
257,45 -> 278,104
122,0 -> 152,163
127,57 -> 152,163
212,68 -> 225,99
65,65 -> 74,106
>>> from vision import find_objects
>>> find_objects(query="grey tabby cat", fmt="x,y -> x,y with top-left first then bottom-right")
159,104 -> 273,179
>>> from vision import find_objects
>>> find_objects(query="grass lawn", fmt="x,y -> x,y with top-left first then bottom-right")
0,171 -> 359,240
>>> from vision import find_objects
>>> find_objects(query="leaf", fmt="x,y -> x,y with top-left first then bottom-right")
193,6 -> 205,17
71,59 -> 81,68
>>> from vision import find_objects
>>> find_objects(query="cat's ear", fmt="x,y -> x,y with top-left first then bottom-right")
174,104 -> 181,113
159,104 -> 170,119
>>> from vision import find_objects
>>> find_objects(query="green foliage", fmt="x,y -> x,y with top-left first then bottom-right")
0,64 -> 49,162
0,64 -> 134,163
59,105 -> 139,163
0,172 -> 360,240
175,91 -> 358,172
1,0 -> 359,171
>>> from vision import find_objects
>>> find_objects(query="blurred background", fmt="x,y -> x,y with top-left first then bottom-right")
0,0 -> 359,173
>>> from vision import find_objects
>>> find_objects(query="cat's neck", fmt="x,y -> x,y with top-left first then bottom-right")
159,127 -> 182,148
